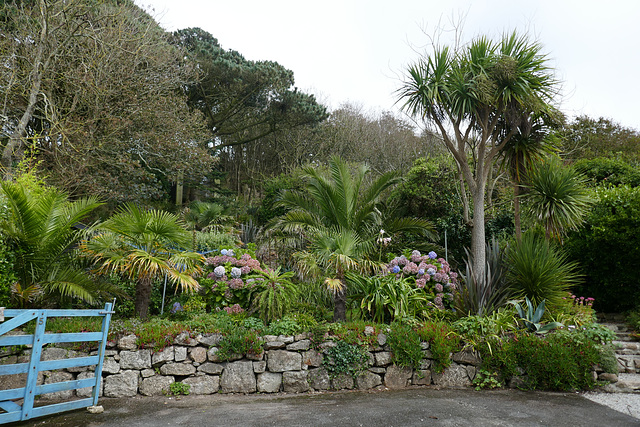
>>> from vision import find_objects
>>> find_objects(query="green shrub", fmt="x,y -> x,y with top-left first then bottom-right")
242,317 -> 266,332
481,332 -> 600,391
388,323 -> 423,369
507,231 -> 582,307
250,268 -> 297,323
574,157 -> 640,187
216,327 -> 263,361
565,186 -> 640,312
598,345 -> 619,374
472,369 -> 503,390
266,316 -> 301,336
322,340 -> 369,379
417,321 -> 460,373
168,382 -> 190,396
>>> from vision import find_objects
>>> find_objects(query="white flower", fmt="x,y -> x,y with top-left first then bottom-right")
213,266 -> 226,277
230,267 -> 242,278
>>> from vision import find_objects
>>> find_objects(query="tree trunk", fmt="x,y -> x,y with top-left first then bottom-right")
514,181 -> 522,241
470,186 -> 487,280
135,276 -> 153,320
333,285 -> 347,322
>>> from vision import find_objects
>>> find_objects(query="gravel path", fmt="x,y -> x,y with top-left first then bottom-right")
582,392 -> 640,420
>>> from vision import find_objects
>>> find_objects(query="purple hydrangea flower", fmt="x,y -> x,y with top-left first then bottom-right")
428,251 -> 437,259
418,269 -> 425,276
435,283 -> 444,293
170,302 -> 183,314
391,265 -> 401,274
427,267 -> 436,276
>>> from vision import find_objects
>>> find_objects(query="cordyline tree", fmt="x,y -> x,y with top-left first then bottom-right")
399,31 -> 559,278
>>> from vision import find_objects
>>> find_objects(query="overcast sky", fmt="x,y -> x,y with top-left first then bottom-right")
136,0 -> 640,131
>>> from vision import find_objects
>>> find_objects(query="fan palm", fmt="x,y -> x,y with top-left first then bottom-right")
0,181 -> 103,306
271,156 -> 435,321
523,156 -> 592,240
82,203 -> 204,319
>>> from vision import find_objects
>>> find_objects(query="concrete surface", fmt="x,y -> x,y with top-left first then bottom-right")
8,388 -> 640,427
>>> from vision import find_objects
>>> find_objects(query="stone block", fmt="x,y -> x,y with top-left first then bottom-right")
139,375 -> 174,396
283,371 -> 309,393
599,372 -> 618,383
76,371 -> 103,398
377,333 -> 387,346
207,347 -> 220,362
198,333 -> 223,347
246,350 -> 264,361
152,347 -> 174,366
117,334 -> 138,351
189,347 -> 207,364
356,371 -> 382,390
302,349 -> 323,367
452,350 -> 482,366
412,370 -> 432,386
267,350 -> 302,372
102,357 -> 120,374
264,341 -> 286,350
174,332 -> 198,346
287,339 -> 311,351
141,369 -> 155,378
183,375 -> 219,394
104,370 -> 139,397
277,335 -> 295,344
374,351 -> 392,367
257,372 -> 282,393
384,365 -> 412,389
41,347 -> 69,361
41,371 -> 74,400
160,362 -> 196,376
220,361 -> 256,393
253,361 -> 267,374
198,362 -> 224,375
307,368 -> 330,390
432,364 -> 472,388
175,346 -> 187,362
119,350 -> 151,370
331,373 -> 354,390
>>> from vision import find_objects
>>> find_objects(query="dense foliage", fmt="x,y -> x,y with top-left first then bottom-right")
565,185 -> 640,311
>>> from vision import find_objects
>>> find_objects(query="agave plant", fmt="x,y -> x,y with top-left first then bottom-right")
511,297 -> 563,334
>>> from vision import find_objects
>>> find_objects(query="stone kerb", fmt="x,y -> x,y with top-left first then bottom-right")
0,331 -> 597,398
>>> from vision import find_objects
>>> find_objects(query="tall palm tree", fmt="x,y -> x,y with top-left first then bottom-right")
399,31 -> 559,280
271,156 -> 434,321
499,109 -> 562,240
82,203 -> 204,319
523,156 -> 592,240
0,180 -> 103,306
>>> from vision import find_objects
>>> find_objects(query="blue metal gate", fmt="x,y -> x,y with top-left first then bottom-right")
0,302 -> 114,424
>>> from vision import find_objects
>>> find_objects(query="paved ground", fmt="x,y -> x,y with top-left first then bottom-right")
9,388 -> 640,427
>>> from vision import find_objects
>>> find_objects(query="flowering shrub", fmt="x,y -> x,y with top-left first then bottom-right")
386,250 -> 458,310
201,249 -> 264,312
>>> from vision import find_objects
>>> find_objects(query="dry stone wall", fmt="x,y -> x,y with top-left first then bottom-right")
0,331 -> 484,398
